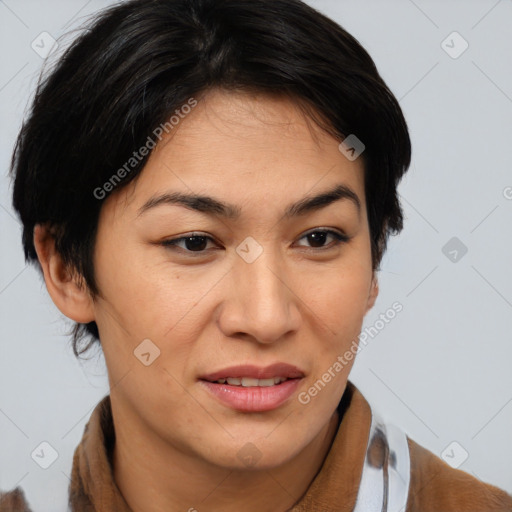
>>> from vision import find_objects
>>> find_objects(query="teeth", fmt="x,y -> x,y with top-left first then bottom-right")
256,378 -> 276,387
215,377 -> 289,386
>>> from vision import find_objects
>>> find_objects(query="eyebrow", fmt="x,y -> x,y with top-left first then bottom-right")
137,183 -> 361,220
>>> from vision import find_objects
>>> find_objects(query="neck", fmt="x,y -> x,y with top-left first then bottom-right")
112,406 -> 340,512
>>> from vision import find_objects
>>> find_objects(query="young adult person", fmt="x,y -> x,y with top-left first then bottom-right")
2,0 -> 511,510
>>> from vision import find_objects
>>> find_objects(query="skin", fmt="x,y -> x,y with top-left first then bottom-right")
34,89 -> 379,512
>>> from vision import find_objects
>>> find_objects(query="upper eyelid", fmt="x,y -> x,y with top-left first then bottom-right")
299,227 -> 347,238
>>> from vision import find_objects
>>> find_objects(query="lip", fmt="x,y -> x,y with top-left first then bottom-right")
199,363 -> 305,382
199,378 -> 303,412
199,363 -> 305,413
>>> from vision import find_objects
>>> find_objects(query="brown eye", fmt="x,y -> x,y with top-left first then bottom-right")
296,229 -> 349,249
161,233 -> 216,253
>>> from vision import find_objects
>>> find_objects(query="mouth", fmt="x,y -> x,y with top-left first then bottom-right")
198,363 -> 305,412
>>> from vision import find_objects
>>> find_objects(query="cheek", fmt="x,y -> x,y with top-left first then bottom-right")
295,258 -> 373,375
93,241 -> 223,354
299,258 -> 373,329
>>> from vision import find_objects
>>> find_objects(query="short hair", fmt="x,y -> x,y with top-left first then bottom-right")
10,0 -> 411,357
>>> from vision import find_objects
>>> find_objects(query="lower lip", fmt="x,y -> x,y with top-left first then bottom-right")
199,378 -> 302,412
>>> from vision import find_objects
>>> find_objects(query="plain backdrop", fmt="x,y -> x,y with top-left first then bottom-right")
1,1 -> 511,510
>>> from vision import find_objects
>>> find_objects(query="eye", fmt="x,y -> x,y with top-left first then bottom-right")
295,228 -> 349,250
160,233 -> 218,254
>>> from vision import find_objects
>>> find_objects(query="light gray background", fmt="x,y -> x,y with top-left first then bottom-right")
1,1 -> 511,510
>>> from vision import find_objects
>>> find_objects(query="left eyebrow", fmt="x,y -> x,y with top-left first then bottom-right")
283,184 -> 361,219
136,183 -> 361,220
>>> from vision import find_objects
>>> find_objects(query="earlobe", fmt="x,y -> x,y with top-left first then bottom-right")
33,224 -> 95,324
365,274 -> 379,313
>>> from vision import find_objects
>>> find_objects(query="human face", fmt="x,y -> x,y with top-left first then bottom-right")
91,89 -> 377,469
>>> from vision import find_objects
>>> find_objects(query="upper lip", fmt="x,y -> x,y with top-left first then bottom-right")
200,363 -> 305,381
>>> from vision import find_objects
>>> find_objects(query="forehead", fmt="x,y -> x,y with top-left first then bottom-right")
106,89 -> 366,220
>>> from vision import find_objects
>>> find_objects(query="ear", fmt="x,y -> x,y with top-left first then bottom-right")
365,273 -> 379,313
33,224 -> 95,324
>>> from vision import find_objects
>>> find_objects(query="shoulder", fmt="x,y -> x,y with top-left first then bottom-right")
0,487 -> 33,512
406,437 -> 512,512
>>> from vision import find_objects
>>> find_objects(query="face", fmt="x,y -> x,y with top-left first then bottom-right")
90,89 -> 378,469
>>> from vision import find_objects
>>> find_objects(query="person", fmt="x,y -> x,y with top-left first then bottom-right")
1,0 -> 511,510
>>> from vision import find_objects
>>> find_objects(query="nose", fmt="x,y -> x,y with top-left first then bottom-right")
217,246 -> 302,344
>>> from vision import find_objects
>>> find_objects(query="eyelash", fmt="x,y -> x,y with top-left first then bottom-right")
160,228 -> 350,256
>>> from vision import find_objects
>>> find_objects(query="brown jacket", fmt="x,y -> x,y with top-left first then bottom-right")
2,382 -> 511,511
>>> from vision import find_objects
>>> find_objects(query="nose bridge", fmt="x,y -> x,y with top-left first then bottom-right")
224,241 -> 300,342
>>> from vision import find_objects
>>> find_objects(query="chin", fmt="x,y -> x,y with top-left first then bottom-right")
207,436 -> 303,471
